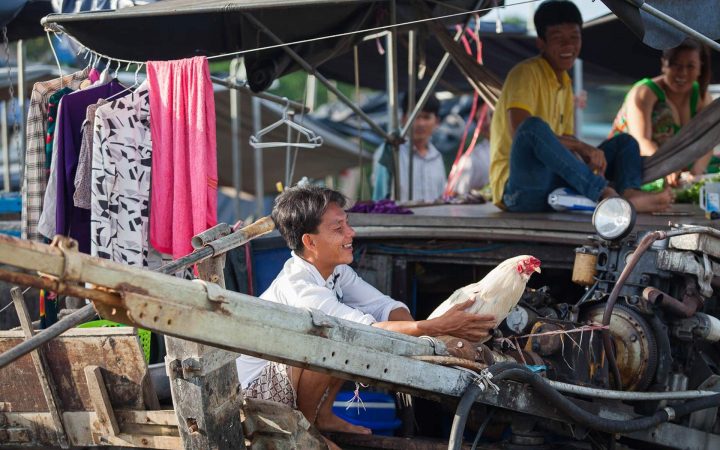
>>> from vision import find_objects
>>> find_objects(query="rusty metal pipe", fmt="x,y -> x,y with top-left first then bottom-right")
643,287 -> 700,318
157,216 -> 274,274
0,268 -> 123,307
601,231 -> 665,389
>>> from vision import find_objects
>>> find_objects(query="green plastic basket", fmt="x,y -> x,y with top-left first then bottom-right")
78,319 -> 151,363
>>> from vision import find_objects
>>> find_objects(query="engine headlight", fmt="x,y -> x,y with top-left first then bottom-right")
592,197 -> 636,241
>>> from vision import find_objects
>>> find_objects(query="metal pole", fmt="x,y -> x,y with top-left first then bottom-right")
2,101 -> 9,191
305,74 -> 317,112
407,29 -> 417,201
17,40 -> 25,185
229,59 -> 242,221
252,97 -> 264,217
285,111 -> 294,188
211,75 -> 309,113
399,0 -> 483,139
573,58 -> 583,141
632,0 -> 720,53
399,28 -> 463,139
387,0 -> 401,200
243,12 -> 392,142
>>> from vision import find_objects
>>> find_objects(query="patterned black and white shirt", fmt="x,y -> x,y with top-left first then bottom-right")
90,81 -> 157,267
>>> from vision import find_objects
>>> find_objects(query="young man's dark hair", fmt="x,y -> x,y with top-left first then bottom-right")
401,89 -> 440,117
271,185 -> 347,253
533,0 -> 583,40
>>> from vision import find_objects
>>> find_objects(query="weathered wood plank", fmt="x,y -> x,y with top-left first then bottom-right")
115,409 -> 179,426
242,398 -> 326,450
63,410 -> 180,447
10,287 -> 69,448
166,253 -> 245,449
84,365 -> 120,437
0,327 -> 147,412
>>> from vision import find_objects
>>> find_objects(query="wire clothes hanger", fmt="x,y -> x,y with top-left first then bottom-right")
104,63 -> 146,102
249,98 -> 323,149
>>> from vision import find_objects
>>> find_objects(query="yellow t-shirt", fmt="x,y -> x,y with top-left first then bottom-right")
489,56 -> 575,207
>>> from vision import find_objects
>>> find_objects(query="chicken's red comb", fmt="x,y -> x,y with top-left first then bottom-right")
524,256 -> 541,267
517,256 -> 541,274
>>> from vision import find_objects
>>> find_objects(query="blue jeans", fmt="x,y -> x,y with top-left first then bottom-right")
502,117 -> 642,212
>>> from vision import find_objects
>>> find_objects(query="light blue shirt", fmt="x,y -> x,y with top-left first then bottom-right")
372,142 -> 447,202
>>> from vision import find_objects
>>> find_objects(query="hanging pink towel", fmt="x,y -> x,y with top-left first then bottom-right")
147,56 -> 218,259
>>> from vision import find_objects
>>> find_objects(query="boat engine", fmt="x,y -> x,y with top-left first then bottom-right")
491,197 -> 720,437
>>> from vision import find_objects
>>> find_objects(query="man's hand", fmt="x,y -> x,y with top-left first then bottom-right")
429,299 -> 495,342
374,300 -> 494,341
577,142 -> 607,176
558,135 -> 607,177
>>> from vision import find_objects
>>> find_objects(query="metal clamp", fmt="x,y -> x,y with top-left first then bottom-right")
36,236 -> 83,295
181,358 -> 202,379
193,279 -> 227,304
475,368 -> 500,394
418,335 -> 450,356
663,406 -> 676,421
56,237 -> 83,282
307,308 -> 336,328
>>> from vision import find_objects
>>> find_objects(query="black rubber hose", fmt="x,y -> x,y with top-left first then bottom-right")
447,363 -> 720,449
448,362 -> 525,450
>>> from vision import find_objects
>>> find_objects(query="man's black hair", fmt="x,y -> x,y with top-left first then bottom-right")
271,185 -> 347,254
401,89 -> 440,117
534,0 -> 583,41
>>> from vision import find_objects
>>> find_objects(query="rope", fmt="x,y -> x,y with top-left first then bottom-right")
496,323 -> 609,348
49,0 -> 544,65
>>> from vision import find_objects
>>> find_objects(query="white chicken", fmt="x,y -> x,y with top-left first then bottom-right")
427,255 -> 541,330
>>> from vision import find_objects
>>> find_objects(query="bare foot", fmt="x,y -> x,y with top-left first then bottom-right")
322,435 -> 343,450
315,412 -> 372,435
623,187 -> 674,213
600,186 -> 619,200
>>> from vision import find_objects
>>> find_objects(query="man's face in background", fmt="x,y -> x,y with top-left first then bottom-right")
406,111 -> 439,143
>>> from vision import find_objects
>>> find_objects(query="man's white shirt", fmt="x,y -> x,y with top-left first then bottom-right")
236,252 -> 409,387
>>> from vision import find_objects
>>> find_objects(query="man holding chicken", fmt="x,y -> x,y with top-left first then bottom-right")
236,185 -> 496,447
489,0 -> 674,213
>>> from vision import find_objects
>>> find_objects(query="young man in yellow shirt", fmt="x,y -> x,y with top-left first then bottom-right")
489,0 -> 673,213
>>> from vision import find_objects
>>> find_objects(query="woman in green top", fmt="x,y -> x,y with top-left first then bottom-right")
610,38 -> 713,186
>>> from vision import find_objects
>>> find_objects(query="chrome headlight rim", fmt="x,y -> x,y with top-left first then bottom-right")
592,197 -> 636,241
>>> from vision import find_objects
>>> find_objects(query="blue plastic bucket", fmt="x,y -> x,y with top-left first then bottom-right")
333,391 -> 402,436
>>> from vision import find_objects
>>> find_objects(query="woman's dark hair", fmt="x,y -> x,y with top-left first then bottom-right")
662,38 -> 712,97
271,185 -> 347,253
533,0 -> 583,41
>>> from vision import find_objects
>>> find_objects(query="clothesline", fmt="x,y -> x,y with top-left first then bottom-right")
43,0 -> 543,68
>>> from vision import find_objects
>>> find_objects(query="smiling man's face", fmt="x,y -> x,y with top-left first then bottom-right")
537,23 -> 582,77
305,202 -> 356,274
